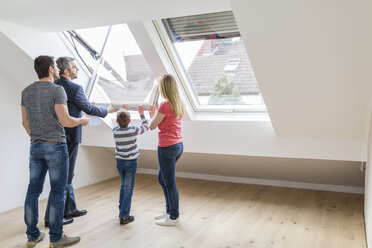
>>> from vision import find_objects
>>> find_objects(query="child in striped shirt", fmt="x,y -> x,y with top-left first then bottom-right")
113,105 -> 149,225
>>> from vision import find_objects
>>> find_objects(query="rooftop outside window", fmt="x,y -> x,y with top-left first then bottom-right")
158,11 -> 266,112
63,24 -> 158,109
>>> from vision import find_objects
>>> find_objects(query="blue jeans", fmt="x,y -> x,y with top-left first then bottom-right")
45,143 -> 79,220
65,143 -> 79,215
157,142 -> 183,219
116,159 -> 137,217
25,142 -> 68,242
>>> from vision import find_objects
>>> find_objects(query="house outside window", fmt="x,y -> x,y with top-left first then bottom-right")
157,11 -> 266,112
63,24 -> 158,108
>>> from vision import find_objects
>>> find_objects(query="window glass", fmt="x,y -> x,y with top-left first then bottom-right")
64,26 -> 110,73
162,11 -> 265,110
69,24 -> 157,106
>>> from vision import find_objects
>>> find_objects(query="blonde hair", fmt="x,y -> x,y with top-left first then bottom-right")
159,73 -> 185,118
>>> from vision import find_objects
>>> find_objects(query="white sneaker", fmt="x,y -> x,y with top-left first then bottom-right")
154,212 -> 169,220
156,216 -> 179,226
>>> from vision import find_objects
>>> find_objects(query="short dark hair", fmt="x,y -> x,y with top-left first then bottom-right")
117,110 -> 131,128
56,57 -> 75,76
34,55 -> 55,79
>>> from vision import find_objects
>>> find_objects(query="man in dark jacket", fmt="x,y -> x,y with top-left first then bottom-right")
44,57 -> 117,226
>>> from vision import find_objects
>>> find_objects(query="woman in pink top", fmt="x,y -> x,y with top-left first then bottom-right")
150,73 -> 185,226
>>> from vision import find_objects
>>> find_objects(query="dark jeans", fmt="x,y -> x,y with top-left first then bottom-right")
116,159 -> 137,217
45,143 -> 79,220
25,142 -> 68,242
157,142 -> 183,219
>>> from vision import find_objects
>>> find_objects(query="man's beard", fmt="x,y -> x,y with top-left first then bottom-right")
53,71 -> 60,81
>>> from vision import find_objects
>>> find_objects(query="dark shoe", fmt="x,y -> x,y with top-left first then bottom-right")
49,233 -> 80,248
65,209 -> 87,218
120,215 -> 135,225
45,217 -> 73,228
27,232 -> 45,247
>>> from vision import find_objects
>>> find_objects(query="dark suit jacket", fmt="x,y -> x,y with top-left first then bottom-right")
55,77 -> 108,143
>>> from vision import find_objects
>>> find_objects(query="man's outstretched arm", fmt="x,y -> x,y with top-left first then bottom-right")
74,86 -> 117,117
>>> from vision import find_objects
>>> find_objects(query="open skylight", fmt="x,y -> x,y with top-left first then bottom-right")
157,11 -> 266,112
63,24 -> 158,109
61,11 -> 266,114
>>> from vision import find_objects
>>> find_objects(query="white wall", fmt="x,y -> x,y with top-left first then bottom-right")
136,149 -> 364,193
0,73 -> 32,213
366,111 -> 372,246
73,146 -> 117,189
0,21 -> 91,89
231,0 -> 372,141
363,59 -> 372,247
0,0 -> 231,32
83,117 -> 366,162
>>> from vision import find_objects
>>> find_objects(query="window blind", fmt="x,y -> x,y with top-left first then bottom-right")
162,11 -> 240,42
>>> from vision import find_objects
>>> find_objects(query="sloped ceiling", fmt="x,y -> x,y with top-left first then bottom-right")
0,0 -> 231,32
231,0 -> 372,139
0,31 -> 35,86
1,0 -> 372,141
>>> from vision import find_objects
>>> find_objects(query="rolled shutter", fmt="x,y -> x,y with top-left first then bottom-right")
163,11 -> 240,42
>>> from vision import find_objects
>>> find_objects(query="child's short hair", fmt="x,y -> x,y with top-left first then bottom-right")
117,109 -> 131,128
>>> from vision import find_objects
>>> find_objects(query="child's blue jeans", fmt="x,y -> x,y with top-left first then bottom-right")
116,159 -> 137,217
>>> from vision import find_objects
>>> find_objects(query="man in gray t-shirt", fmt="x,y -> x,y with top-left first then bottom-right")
21,55 -> 88,247
21,80 -> 67,143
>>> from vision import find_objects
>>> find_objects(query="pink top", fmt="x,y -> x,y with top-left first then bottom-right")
157,101 -> 183,147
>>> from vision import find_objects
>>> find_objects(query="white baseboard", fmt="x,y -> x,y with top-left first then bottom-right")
137,168 -> 364,194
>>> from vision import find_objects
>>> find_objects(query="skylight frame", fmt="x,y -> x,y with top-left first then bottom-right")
61,24 -> 159,109
153,12 -> 267,114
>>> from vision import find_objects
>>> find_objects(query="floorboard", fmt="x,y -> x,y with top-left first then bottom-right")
0,174 -> 366,248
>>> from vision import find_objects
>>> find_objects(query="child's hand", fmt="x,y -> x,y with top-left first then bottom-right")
138,105 -> 144,115
149,104 -> 158,118
122,104 -> 129,110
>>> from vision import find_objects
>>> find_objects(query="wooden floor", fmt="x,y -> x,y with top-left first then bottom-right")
0,174 -> 366,248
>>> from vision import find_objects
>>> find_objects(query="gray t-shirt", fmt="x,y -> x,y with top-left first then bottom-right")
21,81 -> 67,143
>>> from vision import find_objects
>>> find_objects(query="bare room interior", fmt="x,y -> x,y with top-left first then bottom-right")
0,0 -> 371,247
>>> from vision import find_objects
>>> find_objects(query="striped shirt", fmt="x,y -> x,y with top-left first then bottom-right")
113,114 -> 149,160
